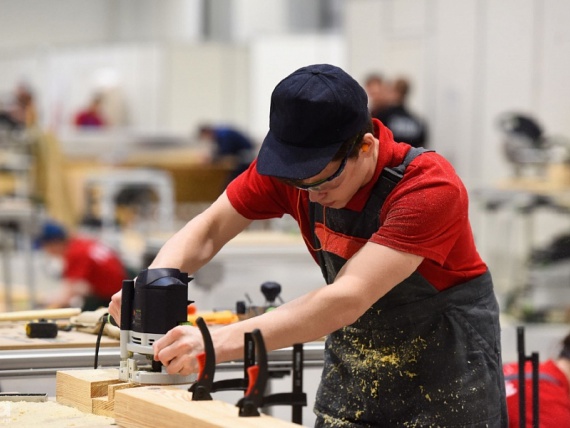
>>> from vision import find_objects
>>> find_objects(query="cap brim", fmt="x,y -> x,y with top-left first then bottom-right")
256,129 -> 343,180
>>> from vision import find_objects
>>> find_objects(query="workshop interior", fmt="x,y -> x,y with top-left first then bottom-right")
1,1 -> 570,426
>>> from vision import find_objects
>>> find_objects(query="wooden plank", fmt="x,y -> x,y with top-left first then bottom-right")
0,307 -> 81,322
114,386 -> 300,428
0,323 -> 119,350
56,369 -> 121,413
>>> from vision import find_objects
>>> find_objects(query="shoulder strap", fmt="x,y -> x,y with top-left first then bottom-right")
376,147 -> 434,202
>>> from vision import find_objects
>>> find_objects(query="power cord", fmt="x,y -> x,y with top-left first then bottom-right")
94,313 -> 108,369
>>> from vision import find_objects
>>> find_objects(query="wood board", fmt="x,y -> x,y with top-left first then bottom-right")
114,386 -> 300,428
56,369 -> 122,414
0,322 -> 119,350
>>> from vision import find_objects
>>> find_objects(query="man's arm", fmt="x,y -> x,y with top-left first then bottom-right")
149,191 -> 252,274
108,191 -> 252,324
154,241 -> 423,375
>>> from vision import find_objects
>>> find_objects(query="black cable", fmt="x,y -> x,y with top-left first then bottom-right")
94,313 -> 108,369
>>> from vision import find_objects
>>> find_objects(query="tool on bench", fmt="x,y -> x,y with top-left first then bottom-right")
236,281 -> 285,320
118,268 -> 196,384
25,318 -> 58,338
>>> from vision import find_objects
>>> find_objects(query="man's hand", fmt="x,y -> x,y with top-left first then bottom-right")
153,325 -> 204,375
108,290 -> 122,326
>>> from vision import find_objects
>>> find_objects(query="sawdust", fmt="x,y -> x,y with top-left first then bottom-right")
0,400 -> 115,427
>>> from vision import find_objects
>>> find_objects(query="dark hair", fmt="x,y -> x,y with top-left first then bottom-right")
559,332 -> 570,360
330,117 -> 374,162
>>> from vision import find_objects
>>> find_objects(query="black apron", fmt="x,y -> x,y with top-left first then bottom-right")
310,148 -> 508,427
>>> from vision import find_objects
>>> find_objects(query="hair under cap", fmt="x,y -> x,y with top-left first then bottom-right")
256,64 -> 369,180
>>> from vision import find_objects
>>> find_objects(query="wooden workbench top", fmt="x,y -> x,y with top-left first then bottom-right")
0,322 -> 119,351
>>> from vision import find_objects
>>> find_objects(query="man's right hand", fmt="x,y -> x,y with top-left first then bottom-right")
109,290 -> 122,327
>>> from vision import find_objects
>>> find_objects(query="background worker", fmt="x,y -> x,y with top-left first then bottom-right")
374,77 -> 429,148
37,221 -> 126,311
109,64 -> 507,426
74,93 -> 106,128
503,332 -> 570,427
197,124 -> 256,186
363,72 -> 390,118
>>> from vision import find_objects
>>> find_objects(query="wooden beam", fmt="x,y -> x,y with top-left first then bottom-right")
114,386 -> 301,428
56,369 -> 122,413
0,308 -> 81,322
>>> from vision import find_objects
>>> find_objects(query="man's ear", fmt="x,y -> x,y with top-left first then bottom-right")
361,133 -> 375,153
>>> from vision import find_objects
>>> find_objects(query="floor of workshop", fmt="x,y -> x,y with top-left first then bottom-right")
1,218 -> 569,427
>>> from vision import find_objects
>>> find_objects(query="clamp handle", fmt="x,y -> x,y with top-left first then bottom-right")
189,317 -> 215,400
236,329 -> 268,417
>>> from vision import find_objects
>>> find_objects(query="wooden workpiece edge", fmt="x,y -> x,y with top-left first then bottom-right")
114,386 -> 301,428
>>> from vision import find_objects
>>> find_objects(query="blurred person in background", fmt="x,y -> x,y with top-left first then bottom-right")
36,221 -> 126,311
198,124 -> 256,186
74,93 -> 106,128
375,77 -> 429,148
0,83 -> 38,130
364,73 -> 391,118
503,331 -> 570,427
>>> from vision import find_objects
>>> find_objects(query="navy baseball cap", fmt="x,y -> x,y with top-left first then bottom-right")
257,64 -> 370,180
36,221 -> 67,245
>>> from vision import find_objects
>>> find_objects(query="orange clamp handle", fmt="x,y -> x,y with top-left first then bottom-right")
245,365 -> 259,396
196,352 -> 207,381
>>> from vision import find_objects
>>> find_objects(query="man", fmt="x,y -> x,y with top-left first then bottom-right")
74,93 -> 106,128
364,73 -> 389,118
38,221 -> 126,311
109,64 -> 507,426
375,77 -> 429,148
198,124 -> 256,186
503,332 -> 570,427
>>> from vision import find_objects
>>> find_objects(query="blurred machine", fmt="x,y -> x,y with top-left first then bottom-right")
496,112 -> 570,177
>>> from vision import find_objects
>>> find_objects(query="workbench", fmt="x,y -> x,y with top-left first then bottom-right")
0,322 -> 325,427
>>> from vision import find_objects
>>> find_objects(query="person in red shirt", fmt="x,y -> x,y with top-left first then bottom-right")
37,221 -> 126,311
74,93 -> 106,128
109,64 -> 507,426
504,332 -> 570,427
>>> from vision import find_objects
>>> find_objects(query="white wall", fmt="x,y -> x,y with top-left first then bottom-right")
346,0 -> 570,189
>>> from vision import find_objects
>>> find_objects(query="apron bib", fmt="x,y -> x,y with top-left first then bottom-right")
310,148 -> 507,427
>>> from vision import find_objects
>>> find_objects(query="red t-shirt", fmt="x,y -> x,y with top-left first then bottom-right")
226,119 -> 487,290
503,360 -> 570,427
63,238 -> 126,299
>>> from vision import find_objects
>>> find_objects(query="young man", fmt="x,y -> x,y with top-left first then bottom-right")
38,221 -> 126,311
109,64 -> 507,426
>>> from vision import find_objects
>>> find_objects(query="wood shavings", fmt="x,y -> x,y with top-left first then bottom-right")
0,400 -> 115,427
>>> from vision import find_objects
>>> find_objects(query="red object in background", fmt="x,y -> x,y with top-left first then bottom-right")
503,360 -> 570,427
